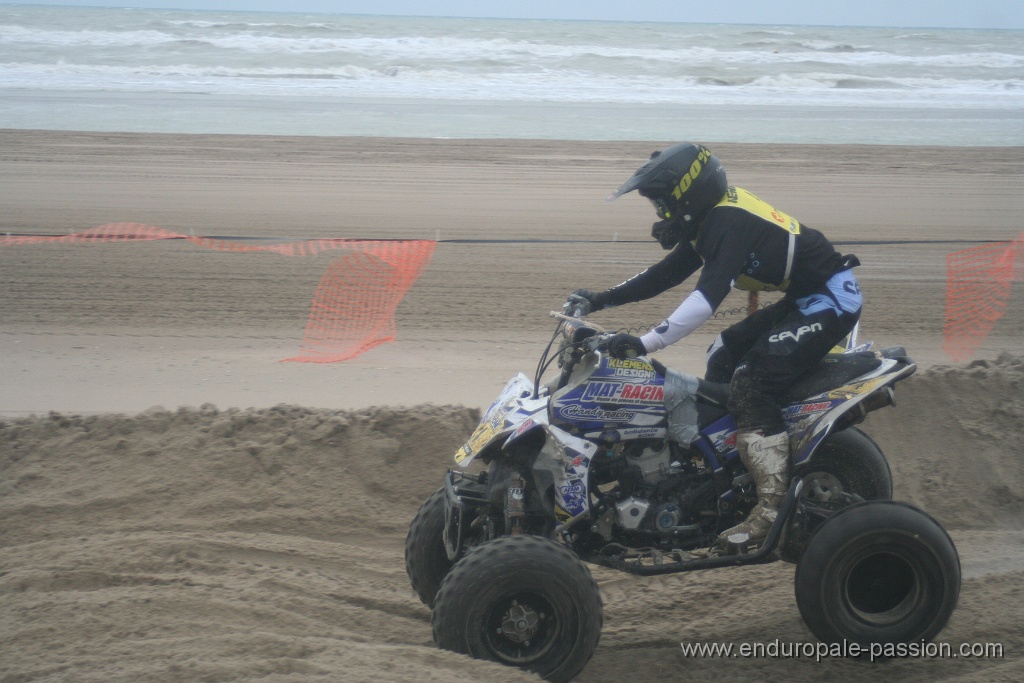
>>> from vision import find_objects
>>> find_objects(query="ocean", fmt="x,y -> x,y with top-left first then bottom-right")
1,4 -> 1022,145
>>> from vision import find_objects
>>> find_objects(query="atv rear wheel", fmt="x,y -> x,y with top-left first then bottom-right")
794,500 -> 960,648
795,427 -> 892,503
432,535 -> 602,683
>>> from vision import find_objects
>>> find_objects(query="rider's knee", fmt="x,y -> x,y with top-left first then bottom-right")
705,334 -> 734,383
728,363 -> 785,434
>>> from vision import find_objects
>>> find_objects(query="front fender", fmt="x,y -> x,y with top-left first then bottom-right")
454,373 -> 547,467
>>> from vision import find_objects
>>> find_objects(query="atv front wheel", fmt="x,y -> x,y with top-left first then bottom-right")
405,486 -> 453,608
794,500 -> 960,648
432,535 -> 602,683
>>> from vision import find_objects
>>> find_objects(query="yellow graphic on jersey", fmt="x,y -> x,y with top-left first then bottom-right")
720,186 -> 801,292
718,187 -> 801,235
735,274 -> 788,293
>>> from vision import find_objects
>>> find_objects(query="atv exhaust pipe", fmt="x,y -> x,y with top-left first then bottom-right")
853,386 -> 896,420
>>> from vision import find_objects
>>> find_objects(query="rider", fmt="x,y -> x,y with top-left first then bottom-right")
569,142 -> 863,550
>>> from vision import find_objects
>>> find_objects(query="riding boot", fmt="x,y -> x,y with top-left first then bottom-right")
714,430 -> 791,550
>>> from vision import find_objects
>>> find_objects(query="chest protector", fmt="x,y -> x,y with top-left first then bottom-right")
716,187 -> 801,292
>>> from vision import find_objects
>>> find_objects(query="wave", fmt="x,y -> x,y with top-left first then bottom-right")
4,22 -> 1023,72
0,24 -> 175,48
3,60 -> 1021,110
3,7 -> 1023,117
742,38 -> 870,52
162,20 -> 337,31
797,40 -> 863,52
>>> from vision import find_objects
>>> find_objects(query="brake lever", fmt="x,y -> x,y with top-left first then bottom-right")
584,333 -> 611,354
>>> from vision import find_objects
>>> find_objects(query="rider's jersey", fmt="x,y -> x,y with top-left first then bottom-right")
602,186 -> 846,311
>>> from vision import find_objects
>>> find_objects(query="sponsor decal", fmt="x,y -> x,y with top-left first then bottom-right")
769,322 -> 823,344
570,454 -> 591,469
512,418 -> 535,437
456,417 -> 505,463
567,458 -> 592,476
561,493 -> 587,515
617,427 -> 666,440
611,367 -> 656,379
582,381 -> 665,403
558,404 -> 637,422
827,376 -> 888,399
465,421 -> 499,452
706,427 -> 739,453
607,358 -> 655,372
784,401 -> 833,417
620,384 -> 665,402
558,478 -> 588,514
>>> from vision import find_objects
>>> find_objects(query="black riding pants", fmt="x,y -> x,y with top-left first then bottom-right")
706,279 -> 862,434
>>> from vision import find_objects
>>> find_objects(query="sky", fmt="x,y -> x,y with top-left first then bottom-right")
2,0 -> 1023,29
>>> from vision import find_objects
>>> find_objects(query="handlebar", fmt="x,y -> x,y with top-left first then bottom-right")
540,311 -> 610,393
549,310 -> 608,335
550,311 -> 615,356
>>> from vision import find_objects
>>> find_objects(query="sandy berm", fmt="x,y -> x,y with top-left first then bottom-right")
1,131 -> 1023,681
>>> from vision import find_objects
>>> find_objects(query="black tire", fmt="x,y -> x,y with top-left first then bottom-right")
432,535 -> 602,683
795,427 -> 893,503
405,486 -> 454,608
795,500 -> 961,648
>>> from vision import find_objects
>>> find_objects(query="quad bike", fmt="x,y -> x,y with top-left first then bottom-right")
406,310 -> 960,682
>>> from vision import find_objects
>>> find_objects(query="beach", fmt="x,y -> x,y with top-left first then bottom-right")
3,130 -> 1022,413
2,129 -> 1023,682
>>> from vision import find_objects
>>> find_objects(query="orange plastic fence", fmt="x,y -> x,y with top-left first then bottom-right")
1,223 -> 436,363
943,232 -> 1023,362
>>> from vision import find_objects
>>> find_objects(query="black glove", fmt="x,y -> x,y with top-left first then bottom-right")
651,219 -> 680,250
566,289 -> 606,316
607,333 -> 646,360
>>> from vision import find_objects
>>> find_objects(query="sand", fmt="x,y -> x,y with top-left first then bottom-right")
1,130 -> 1023,682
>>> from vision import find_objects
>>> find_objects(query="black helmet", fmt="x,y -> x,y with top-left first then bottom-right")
608,143 -> 728,248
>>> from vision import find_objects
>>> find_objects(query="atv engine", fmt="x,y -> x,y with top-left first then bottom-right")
591,439 -> 718,546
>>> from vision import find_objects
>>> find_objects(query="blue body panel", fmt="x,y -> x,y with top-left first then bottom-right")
550,356 -> 667,432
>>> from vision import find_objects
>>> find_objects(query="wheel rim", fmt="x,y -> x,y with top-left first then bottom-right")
802,471 -> 845,502
842,550 -> 923,625
483,592 -> 559,665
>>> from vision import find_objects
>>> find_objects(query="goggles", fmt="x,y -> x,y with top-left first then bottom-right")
647,196 -> 674,220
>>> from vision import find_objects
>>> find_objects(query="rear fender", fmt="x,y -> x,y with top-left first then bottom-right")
788,361 -> 916,465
